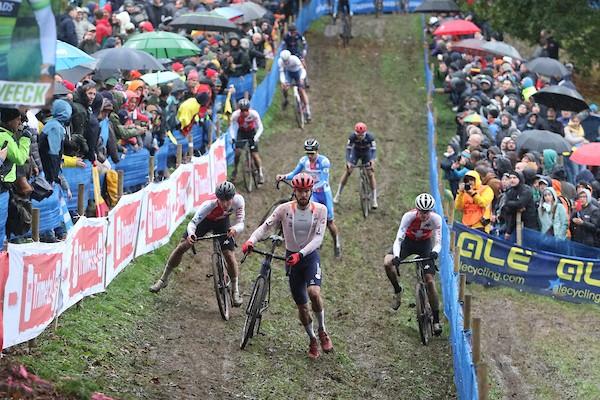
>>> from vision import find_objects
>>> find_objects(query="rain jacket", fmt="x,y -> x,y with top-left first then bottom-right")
455,170 -> 494,232
570,189 -> 600,247
538,187 -> 568,239
39,100 -> 72,184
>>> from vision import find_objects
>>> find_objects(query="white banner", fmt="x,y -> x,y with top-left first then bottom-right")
170,163 -> 195,234
192,154 -> 213,211
209,136 -> 228,188
135,179 -> 175,258
3,242 -> 65,349
58,217 -> 108,316
105,191 -> 144,286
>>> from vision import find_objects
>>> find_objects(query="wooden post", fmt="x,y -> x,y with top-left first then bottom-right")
459,274 -> 466,303
464,294 -> 472,331
448,199 -> 456,226
148,156 -> 155,183
450,229 -> 456,252
187,134 -> 194,161
117,170 -> 124,201
77,183 -> 85,216
31,208 -> 40,242
472,317 -> 482,364
516,211 -> 522,246
176,144 -> 182,167
476,362 -> 489,400
452,241 -> 460,274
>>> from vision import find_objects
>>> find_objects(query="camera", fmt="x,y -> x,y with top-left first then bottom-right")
464,183 -> 471,191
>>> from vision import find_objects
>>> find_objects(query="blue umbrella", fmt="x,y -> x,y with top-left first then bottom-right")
56,40 -> 96,71
210,6 -> 244,21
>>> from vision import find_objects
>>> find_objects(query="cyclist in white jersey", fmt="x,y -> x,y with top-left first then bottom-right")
242,173 -> 333,359
150,181 -> 246,307
383,193 -> 444,335
278,49 -> 311,122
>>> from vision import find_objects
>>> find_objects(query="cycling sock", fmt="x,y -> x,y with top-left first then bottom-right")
304,321 -> 316,339
336,183 -> 343,195
392,281 -> 402,293
433,309 -> 440,323
372,189 -> 377,201
334,235 -> 340,248
314,309 -> 326,332
160,267 -> 172,283
305,104 -> 311,114
232,277 -> 239,292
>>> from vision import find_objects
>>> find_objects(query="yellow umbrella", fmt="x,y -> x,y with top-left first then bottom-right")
464,113 -> 483,124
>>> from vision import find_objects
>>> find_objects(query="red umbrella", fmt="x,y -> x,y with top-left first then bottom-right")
433,19 -> 481,36
570,142 -> 600,166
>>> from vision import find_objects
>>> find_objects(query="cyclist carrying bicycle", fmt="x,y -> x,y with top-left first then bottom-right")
278,49 -> 311,122
150,181 -> 246,307
276,138 -> 342,259
242,173 -> 333,359
230,98 -> 265,184
333,122 -> 378,208
383,193 -> 443,336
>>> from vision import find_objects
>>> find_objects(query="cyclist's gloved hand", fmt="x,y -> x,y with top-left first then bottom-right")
253,134 -> 259,143
242,241 -> 254,254
392,256 -> 401,267
285,252 -> 302,267
429,251 -> 438,260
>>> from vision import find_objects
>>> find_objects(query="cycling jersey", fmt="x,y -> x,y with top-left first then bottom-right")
249,200 -> 327,256
230,108 -> 264,142
278,55 -> 306,84
186,194 -> 245,237
392,209 -> 442,257
282,31 -> 307,58
346,132 -> 376,165
283,154 -> 335,220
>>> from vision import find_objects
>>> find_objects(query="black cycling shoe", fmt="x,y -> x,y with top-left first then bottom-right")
282,100 -> 289,110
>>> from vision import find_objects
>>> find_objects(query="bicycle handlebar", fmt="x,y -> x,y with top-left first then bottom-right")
241,248 -> 287,264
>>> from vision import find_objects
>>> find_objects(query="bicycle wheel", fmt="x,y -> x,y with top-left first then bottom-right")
293,90 -> 305,129
253,275 -> 270,336
341,17 -> 351,48
359,170 -> 371,218
212,252 -> 231,321
242,146 -> 254,193
415,283 -> 432,345
240,275 -> 265,349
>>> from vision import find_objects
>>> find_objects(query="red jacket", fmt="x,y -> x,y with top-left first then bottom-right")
95,18 -> 112,45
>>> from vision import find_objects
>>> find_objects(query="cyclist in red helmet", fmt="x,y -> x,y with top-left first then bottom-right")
243,172 -> 333,359
333,122 -> 378,208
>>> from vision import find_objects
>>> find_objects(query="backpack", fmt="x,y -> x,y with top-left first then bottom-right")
7,192 -> 32,236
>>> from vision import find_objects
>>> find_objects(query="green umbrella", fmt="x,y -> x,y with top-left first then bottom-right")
123,31 -> 200,59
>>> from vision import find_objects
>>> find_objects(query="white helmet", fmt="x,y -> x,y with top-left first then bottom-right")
280,49 -> 291,61
415,193 -> 435,211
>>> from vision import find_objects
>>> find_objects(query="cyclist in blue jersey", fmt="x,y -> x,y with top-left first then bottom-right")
333,122 -> 378,209
277,139 -> 341,258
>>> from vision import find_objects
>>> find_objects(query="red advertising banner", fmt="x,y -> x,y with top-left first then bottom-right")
171,164 -> 194,232
193,154 -> 212,209
210,137 -> 228,186
136,179 -> 174,257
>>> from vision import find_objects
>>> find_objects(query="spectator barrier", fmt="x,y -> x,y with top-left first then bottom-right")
422,14 -> 479,400
0,136 -> 228,349
0,191 -> 8,244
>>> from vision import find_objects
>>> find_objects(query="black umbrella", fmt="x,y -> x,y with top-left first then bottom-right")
413,0 -> 460,12
526,57 -> 570,78
53,82 -> 72,96
170,12 -> 239,32
57,61 -> 96,83
481,41 -> 523,60
533,85 -> 588,112
92,48 -> 165,71
515,129 -> 573,153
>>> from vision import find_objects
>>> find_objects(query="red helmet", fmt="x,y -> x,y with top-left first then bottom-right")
354,122 -> 367,134
291,172 -> 314,190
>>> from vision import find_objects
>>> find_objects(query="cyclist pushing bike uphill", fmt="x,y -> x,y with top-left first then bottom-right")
382,193 -> 443,336
150,182 -> 246,308
243,173 -> 333,359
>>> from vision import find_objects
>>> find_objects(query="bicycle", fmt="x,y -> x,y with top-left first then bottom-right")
236,139 -> 259,193
292,84 -> 306,129
192,233 -> 233,321
239,236 -> 287,349
395,257 -> 436,345
339,11 -> 351,48
350,163 -> 372,218
374,0 -> 383,18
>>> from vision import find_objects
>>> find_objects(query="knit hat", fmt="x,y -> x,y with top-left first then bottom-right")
0,108 -> 21,123
205,68 -> 218,79
187,69 -> 199,80
172,62 -> 184,72
461,149 -> 471,159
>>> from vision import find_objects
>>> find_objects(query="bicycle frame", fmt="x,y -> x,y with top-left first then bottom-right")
292,85 -> 305,129
236,139 -> 259,193
351,163 -> 372,218
340,12 -> 351,47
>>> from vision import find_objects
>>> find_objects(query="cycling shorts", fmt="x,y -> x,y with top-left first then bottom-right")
311,190 -> 334,221
286,249 -> 322,305
388,237 -> 436,276
285,70 -> 305,88
348,150 -> 373,167
235,129 -> 259,152
183,217 -> 235,251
